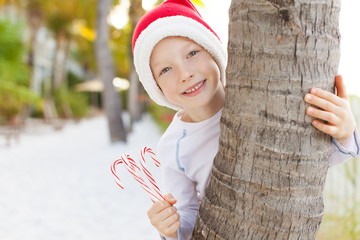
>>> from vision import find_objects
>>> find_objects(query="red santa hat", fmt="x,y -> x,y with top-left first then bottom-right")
132,0 -> 227,110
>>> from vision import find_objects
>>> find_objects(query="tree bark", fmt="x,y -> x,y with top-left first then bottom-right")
96,0 -> 127,142
127,0 -> 146,128
52,32 -> 70,90
20,0 -> 43,123
191,0 -> 340,239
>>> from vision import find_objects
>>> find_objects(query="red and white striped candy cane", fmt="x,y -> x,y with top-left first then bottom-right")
140,147 -> 163,201
112,148 -> 182,240
111,154 -> 139,189
111,147 -> 164,202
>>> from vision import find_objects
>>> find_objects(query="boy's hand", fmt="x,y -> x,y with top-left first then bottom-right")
147,193 -> 181,238
304,75 -> 356,146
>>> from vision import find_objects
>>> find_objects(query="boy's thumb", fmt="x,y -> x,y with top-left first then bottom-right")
163,193 -> 177,204
335,75 -> 349,100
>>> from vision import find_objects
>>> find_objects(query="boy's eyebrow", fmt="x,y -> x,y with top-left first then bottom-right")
150,51 -> 163,69
183,40 -> 199,51
151,40 -> 199,69
150,59 -> 163,70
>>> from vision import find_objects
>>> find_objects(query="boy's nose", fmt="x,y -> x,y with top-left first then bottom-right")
181,73 -> 194,83
180,67 -> 194,83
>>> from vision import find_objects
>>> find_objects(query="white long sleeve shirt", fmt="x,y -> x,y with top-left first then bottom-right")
158,109 -> 360,240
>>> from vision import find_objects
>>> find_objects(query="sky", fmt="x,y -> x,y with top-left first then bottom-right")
338,1 -> 360,96
137,0 -> 359,95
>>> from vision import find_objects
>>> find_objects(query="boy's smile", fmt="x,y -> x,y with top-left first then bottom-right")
182,79 -> 206,96
150,36 -> 225,122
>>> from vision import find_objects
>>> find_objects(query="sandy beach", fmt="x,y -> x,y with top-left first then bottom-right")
0,115 -> 162,240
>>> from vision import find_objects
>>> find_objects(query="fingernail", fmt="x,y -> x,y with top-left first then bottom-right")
308,107 -> 314,114
313,120 -> 318,126
310,88 -> 317,94
305,94 -> 312,101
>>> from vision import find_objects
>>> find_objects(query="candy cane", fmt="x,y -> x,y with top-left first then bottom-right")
111,148 -> 183,240
111,148 -> 164,202
140,147 -> 164,199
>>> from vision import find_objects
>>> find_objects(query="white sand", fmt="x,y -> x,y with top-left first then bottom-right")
0,115 -> 163,240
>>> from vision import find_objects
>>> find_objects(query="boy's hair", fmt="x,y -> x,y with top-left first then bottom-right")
132,0 -> 227,110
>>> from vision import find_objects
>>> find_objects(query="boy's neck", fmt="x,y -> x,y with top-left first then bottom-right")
181,104 -> 223,122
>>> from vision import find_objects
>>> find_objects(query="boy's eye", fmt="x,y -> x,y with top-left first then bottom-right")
188,50 -> 198,57
160,67 -> 171,75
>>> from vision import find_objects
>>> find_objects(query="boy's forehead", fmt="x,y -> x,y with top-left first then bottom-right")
150,36 -> 202,63
153,36 -> 204,55
158,36 -> 199,47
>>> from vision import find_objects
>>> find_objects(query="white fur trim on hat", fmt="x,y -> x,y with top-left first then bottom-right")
134,15 -> 227,110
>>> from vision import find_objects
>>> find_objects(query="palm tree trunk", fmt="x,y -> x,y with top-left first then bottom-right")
53,33 -> 73,118
52,33 -> 70,90
96,0 -> 127,142
20,0 -> 42,124
127,0 -> 145,128
191,0 -> 340,239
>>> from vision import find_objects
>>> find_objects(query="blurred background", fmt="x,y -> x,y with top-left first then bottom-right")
0,0 -> 359,239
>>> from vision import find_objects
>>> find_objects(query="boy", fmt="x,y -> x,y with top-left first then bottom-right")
131,0 -> 360,239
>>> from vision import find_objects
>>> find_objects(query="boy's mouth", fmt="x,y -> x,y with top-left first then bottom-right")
182,80 -> 206,95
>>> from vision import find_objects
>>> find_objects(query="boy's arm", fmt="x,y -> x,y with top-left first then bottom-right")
329,126 -> 360,166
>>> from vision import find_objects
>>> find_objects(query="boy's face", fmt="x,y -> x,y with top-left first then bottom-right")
150,36 -> 224,111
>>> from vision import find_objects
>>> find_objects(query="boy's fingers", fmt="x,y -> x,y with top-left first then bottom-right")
158,211 -> 181,234
153,206 -> 178,228
306,107 -> 340,126
308,87 -> 343,107
304,94 -> 339,114
335,75 -> 349,100
148,200 -> 171,216
159,210 -> 180,227
312,120 -> 337,137
308,75 -> 348,104
160,214 -> 181,236
166,220 -> 181,235
163,193 -> 177,205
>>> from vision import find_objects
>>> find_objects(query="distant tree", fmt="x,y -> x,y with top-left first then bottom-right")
0,19 -> 39,124
127,0 -> 145,127
95,0 -> 127,142
26,0 -> 43,69
0,0 -> 97,120
43,1 -> 85,118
